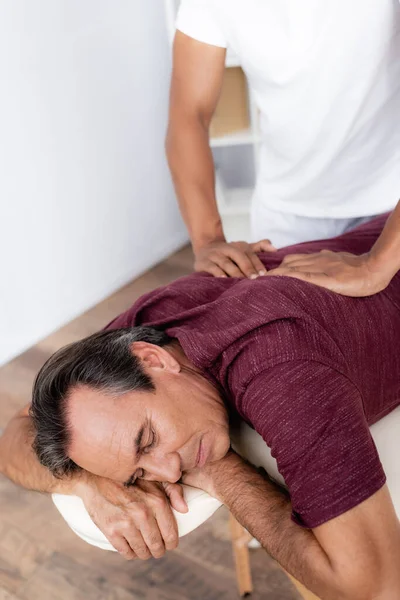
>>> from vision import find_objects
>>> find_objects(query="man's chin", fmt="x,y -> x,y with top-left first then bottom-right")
199,431 -> 231,468
211,436 -> 231,463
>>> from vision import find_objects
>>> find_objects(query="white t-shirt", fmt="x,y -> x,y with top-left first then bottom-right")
176,0 -> 400,219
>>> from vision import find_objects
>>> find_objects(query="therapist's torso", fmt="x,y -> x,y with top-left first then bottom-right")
176,0 -> 400,218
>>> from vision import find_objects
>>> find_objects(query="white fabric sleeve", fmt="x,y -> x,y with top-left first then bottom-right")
176,0 -> 227,48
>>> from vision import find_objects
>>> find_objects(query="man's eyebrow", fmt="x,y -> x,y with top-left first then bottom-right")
134,423 -> 145,460
123,422 -> 146,487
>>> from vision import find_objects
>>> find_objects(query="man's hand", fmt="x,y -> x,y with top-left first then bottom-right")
266,250 -> 392,297
75,474 -> 188,561
194,240 -> 276,279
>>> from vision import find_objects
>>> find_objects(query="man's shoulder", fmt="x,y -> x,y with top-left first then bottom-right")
103,272 -> 227,330
222,313 -> 346,400
234,359 -> 386,530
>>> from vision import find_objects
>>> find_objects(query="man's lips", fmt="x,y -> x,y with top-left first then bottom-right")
195,437 -> 208,469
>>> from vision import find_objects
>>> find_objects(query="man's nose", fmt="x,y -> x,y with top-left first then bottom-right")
143,452 -> 182,483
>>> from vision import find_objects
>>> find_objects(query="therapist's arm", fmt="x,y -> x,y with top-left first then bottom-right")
368,201 -> 400,281
184,452 -> 400,600
266,202 -> 400,297
166,32 -> 226,257
166,32 -> 274,278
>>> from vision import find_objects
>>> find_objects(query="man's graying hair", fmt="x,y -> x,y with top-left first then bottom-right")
30,327 -> 172,478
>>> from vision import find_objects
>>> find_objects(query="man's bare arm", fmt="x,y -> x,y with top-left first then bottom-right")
0,404 -> 77,493
188,452 -> 400,600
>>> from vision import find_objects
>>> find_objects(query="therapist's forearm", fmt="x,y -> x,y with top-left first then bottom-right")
0,412 -> 80,495
207,453 -> 341,599
368,200 -> 400,280
166,115 -> 225,253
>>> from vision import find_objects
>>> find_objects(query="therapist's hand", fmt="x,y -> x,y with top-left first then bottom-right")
76,473 -> 187,560
265,250 -> 391,297
194,239 -> 276,279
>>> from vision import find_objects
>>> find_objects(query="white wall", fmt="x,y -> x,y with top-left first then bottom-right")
0,1 -> 188,366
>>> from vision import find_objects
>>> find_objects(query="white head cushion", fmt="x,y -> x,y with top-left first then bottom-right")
52,485 -> 222,551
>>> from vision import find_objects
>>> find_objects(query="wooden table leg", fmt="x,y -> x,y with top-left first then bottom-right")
229,513 -> 254,597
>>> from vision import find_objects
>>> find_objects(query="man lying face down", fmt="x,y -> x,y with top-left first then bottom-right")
32,326 -> 231,490
1,213 -> 400,599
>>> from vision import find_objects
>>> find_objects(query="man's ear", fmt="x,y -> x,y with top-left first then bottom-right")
130,342 -> 181,374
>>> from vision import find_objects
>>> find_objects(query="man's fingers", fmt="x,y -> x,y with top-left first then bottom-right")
266,267 -> 333,288
126,530 -> 153,560
280,264 -> 329,274
210,254 -> 247,278
281,253 -> 312,265
282,257 -> 327,270
163,482 -> 188,514
140,513 -> 169,559
197,261 -> 228,278
211,248 -> 267,279
108,534 -> 139,561
246,252 -> 267,277
222,248 -> 261,278
266,267 -> 314,278
153,500 -> 180,552
108,512 -> 154,560
279,259 -> 318,269
251,239 -> 277,253
195,241 -> 272,279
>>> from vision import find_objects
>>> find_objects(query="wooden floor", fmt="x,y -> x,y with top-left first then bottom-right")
0,244 -> 301,600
